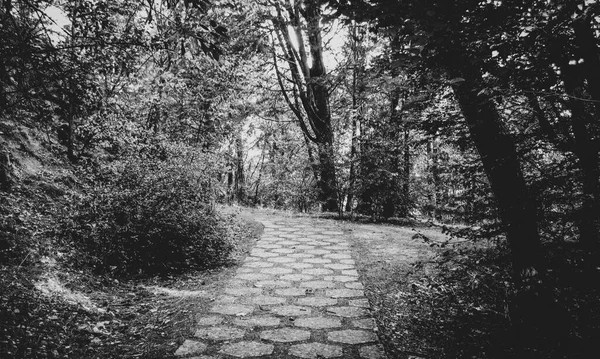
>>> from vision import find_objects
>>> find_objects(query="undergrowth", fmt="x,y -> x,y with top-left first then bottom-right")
377,240 -> 600,359
62,158 -> 231,277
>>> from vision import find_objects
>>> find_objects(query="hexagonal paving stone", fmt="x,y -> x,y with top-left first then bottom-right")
284,262 -> 314,269
300,280 -> 338,289
296,297 -> 338,307
345,282 -> 365,290
352,318 -> 377,330
280,273 -> 315,281
305,249 -> 331,255
349,299 -> 370,308
324,275 -> 358,282
233,316 -> 281,327
250,251 -> 280,258
342,269 -> 360,276
224,287 -> 263,296
277,240 -> 300,246
238,273 -> 273,281
211,304 -> 254,316
302,268 -> 334,276
307,240 -> 331,246
249,295 -> 287,305
254,280 -> 293,288
322,238 -> 346,244
294,245 -> 316,250
322,230 -> 344,235
267,257 -> 296,263
327,329 -> 377,344
243,261 -> 274,268
195,315 -> 223,326
324,253 -> 352,259
275,288 -> 308,296
256,243 -> 282,249
260,328 -> 311,342
273,248 -> 296,254
324,263 -> 354,270
175,339 -> 207,356
220,341 -> 274,357
303,258 -> 332,264
327,245 -> 350,250
289,342 -> 343,358
270,305 -> 312,316
359,344 -> 387,359
325,289 -> 365,298
326,306 -> 369,318
294,317 -> 342,329
280,233 -> 299,238
289,252 -> 315,258
260,267 -> 294,275
194,326 -> 245,341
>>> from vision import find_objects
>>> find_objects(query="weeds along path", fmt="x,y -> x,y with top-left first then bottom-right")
174,210 -> 387,359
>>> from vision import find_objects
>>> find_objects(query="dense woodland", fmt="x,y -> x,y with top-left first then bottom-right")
1,0 -> 600,358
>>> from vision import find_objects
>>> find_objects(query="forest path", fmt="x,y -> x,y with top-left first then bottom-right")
174,210 -> 387,359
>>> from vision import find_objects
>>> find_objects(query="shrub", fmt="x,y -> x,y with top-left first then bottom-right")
65,157 -> 232,276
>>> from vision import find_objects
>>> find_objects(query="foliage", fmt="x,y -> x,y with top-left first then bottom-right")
63,155 -> 230,277
0,213 -> 261,359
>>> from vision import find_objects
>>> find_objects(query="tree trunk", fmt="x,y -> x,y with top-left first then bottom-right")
452,78 -> 543,282
305,1 -> 338,212
235,133 -> 246,203
427,139 -> 439,220
571,17 -> 600,257
346,21 -> 364,213
400,128 -> 410,217
316,142 -> 338,212
561,63 -> 600,257
346,113 -> 360,213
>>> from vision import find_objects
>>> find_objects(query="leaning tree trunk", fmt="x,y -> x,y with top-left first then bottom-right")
451,75 -> 543,283
571,17 -> 600,258
560,64 -> 600,257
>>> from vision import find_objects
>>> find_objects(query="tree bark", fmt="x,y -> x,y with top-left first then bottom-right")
346,113 -> 360,212
235,133 -> 246,203
427,139 -> 440,220
570,16 -> 600,257
561,63 -> 600,256
400,128 -> 410,217
346,21 -> 364,213
452,76 -> 543,282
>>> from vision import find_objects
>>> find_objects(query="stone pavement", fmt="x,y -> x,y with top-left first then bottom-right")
175,213 -> 387,359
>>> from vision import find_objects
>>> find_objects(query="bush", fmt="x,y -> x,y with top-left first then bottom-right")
64,157 -> 232,276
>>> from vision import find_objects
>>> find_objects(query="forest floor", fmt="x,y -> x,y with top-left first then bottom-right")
0,203 -> 456,359
2,204 -> 598,358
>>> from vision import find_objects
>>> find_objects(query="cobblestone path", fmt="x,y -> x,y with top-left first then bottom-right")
175,213 -> 387,359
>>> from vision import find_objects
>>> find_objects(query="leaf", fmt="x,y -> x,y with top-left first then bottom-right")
448,77 -> 465,85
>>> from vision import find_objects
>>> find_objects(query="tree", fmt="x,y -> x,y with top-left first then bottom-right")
330,0 -> 546,283
266,0 -> 339,212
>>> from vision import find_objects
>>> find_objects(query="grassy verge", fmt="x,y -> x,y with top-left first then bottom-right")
345,219 -> 600,359
1,209 -> 261,359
